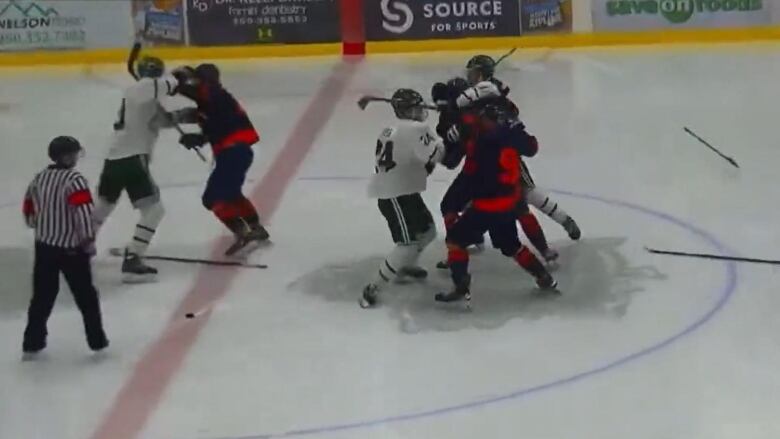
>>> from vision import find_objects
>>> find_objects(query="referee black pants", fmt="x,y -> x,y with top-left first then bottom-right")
23,243 -> 108,353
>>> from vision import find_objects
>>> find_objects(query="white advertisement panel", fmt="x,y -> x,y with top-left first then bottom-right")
592,0 -> 772,30
0,0 -> 132,52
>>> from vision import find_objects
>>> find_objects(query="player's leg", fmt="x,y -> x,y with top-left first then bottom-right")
123,154 -> 164,281
437,173 -> 480,269
360,195 -> 432,308
61,251 -> 108,352
526,187 -> 581,240
93,158 -> 123,232
516,198 -> 558,263
397,193 -> 437,278
203,149 -> 247,234
229,146 -> 269,242
23,243 -> 61,355
435,209 -> 486,304
490,213 -> 557,290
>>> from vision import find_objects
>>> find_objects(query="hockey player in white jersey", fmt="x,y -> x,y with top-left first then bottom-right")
360,89 -> 445,309
93,56 -> 190,282
458,54 -> 581,244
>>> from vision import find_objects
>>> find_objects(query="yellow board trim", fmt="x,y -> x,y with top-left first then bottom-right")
2,26 -> 780,66
368,26 -> 780,54
0,42 -> 342,67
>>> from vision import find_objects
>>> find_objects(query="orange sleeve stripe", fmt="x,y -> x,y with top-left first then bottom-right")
68,189 -> 93,206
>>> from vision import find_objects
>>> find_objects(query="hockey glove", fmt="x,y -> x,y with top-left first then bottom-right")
446,125 -> 461,143
179,133 -> 207,150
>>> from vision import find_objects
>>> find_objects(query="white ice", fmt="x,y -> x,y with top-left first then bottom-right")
1,43 -> 780,439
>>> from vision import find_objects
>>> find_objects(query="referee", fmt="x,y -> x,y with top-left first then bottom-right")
21,136 -> 108,357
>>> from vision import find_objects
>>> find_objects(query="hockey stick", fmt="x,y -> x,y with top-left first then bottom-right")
683,127 -> 739,169
645,247 -> 780,265
357,95 -> 438,111
127,41 -> 141,80
143,254 -> 267,269
494,47 -> 517,66
108,247 -> 267,269
158,103 -> 208,162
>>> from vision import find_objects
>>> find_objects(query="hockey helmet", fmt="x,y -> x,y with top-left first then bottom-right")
195,63 -> 221,84
391,88 -> 427,121
137,56 -> 165,79
466,55 -> 496,84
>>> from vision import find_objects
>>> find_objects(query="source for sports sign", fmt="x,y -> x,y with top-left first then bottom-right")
0,0 -> 131,51
592,0 -> 771,30
521,0 -> 573,34
366,0 -> 520,40
187,0 -> 340,46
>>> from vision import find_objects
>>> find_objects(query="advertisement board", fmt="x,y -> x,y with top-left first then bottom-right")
365,0 -> 520,41
0,0 -> 131,51
521,0 -> 573,34
132,0 -> 186,46
592,0 -> 771,30
186,0 -> 340,46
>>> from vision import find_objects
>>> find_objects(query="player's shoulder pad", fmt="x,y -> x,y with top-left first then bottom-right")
474,81 -> 501,99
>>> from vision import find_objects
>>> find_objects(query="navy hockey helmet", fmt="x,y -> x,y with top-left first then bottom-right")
478,103 -> 510,126
466,54 -> 496,84
137,56 -> 165,79
391,88 -> 426,121
48,136 -> 83,164
195,63 -> 221,84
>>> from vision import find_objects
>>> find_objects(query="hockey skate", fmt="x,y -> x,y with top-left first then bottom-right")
563,217 -> 581,241
225,224 -> 270,258
359,283 -> 379,309
122,249 -> 158,283
400,266 -> 428,279
535,272 -> 559,294
542,248 -> 559,263
435,275 -> 471,306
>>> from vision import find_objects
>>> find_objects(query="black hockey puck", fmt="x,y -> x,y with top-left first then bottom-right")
185,313 -> 195,319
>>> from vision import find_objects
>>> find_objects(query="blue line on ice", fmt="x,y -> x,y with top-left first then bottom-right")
0,176 -> 738,439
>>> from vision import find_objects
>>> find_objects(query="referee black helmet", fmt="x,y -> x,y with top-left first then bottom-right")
48,136 -> 83,164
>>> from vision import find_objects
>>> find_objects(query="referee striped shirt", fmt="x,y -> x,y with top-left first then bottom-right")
23,165 -> 95,249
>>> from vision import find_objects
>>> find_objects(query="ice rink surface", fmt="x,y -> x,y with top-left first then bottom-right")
1,43 -> 780,439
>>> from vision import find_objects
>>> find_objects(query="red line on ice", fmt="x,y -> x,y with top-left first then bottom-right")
90,59 -> 361,439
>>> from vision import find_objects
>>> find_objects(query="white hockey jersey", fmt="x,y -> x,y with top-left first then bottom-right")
367,120 -> 444,199
456,80 -> 506,109
107,75 -> 178,160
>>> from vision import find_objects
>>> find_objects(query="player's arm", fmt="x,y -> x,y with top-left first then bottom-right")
412,125 -> 445,174
66,175 -> 96,245
22,181 -> 35,228
456,81 -> 501,108
509,120 -> 539,158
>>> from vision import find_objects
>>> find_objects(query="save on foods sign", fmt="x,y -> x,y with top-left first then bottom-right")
592,0 -> 771,30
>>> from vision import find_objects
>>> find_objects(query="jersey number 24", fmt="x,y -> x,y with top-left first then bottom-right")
375,140 -> 396,173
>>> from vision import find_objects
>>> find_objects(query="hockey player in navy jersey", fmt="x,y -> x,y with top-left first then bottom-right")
175,64 -> 269,256
436,105 -> 557,305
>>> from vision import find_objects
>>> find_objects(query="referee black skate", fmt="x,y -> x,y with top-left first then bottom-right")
21,136 -> 108,358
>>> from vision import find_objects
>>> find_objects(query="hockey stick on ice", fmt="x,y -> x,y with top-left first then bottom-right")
107,247 -> 267,269
357,95 -> 438,111
143,254 -> 267,269
683,127 -> 739,169
645,247 -> 779,265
